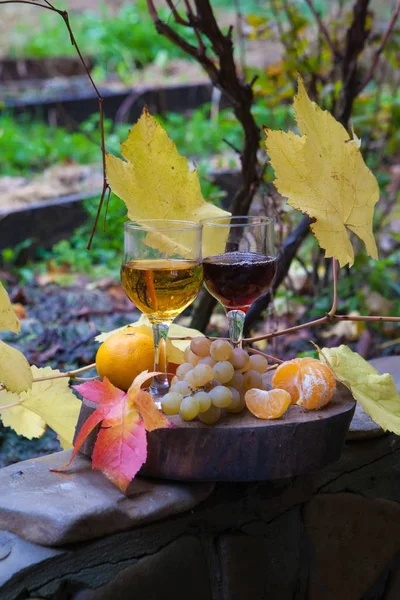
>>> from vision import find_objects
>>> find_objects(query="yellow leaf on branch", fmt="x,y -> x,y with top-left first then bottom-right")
265,76 -> 379,267
319,345 -> 400,434
0,389 -> 46,439
0,340 -> 32,393
105,108 -> 230,257
0,282 -> 20,333
0,366 -> 81,444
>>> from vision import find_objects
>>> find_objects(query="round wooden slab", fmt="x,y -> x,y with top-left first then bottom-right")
75,384 -> 355,482
141,383 -> 355,481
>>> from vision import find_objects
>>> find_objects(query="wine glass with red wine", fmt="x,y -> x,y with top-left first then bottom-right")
201,216 -> 276,347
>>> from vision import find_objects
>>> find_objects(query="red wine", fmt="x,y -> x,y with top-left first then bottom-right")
203,251 -> 277,312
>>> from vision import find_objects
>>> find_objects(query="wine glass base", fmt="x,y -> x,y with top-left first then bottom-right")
150,381 -> 170,409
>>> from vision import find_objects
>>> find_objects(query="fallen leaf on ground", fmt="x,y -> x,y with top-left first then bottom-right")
265,76 -> 379,267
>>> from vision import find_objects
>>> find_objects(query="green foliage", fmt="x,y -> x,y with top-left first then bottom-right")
0,114 -> 104,176
8,1 -> 196,81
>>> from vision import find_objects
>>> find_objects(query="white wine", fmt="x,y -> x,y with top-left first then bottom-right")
121,259 -> 203,322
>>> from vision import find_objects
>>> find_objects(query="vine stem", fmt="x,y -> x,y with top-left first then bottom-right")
358,0 -> 400,92
171,256 -> 400,346
327,258 -> 338,318
0,0 -> 108,248
31,363 -> 96,383
247,347 -> 283,363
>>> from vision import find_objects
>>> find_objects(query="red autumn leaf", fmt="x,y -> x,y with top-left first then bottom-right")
128,387 -> 173,432
92,400 -> 147,492
75,377 -> 126,405
53,372 -> 171,493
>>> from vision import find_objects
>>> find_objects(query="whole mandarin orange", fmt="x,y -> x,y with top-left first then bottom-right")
96,327 -> 154,391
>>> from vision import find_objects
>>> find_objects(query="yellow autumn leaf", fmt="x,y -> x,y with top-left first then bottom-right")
18,366 -> 81,446
319,345 -> 400,434
0,340 -> 32,393
0,281 -> 20,333
0,389 -> 46,439
95,314 -> 204,364
105,108 -> 230,257
265,75 -> 379,267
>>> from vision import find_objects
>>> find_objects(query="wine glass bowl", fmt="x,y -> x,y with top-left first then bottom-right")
201,216 -> 276,346
121,220 -> 203,398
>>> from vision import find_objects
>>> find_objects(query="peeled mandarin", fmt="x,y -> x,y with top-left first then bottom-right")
245,388 -> 291,420
271,357 -> 336,410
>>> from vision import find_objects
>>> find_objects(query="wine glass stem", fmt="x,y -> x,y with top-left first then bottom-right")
150,321 -> 170,400
227,310 -> 246,348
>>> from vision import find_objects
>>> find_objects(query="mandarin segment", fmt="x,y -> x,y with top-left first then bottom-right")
271,357 -> 336,410
271,360 -> 300,403
245,388 -> 291,420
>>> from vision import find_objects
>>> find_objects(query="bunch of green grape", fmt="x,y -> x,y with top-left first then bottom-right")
161,337 -> 269,424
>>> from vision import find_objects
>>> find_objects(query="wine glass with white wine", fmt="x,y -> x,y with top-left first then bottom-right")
121,220 -> 203,400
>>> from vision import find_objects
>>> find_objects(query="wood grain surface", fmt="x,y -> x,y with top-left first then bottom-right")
76,383 -> 355,482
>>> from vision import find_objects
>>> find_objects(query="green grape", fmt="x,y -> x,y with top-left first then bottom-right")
230,348 -> 250,371
226,388 -> 246,413
193,390 -> 212,412
171,380 -> 192,396
180,396 -> 200,421
209,385 -> 233,408
243,369 -> 263,391
210,339 -> 233,362
184,370 -> 197,388
227,370 -> 244,391
184,347 -> 200,365
190,337 -> 211,357
213,361 -> 235,384
198,356 -> 216,367
248,353 -> 269,373
192,364 -> 214,387
198,405 -> 222,424
161,392 -> 183,415
176,362 -> 194,379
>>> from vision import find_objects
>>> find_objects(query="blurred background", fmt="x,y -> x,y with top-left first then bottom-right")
0,0 -> 399,463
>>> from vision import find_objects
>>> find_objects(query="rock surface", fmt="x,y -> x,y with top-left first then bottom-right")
0,433 -> 400,599
0,451 -> 214,546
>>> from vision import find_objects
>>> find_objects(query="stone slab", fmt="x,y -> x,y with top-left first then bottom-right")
0,451 -> 214,547
0,530 -> 61,587
348,356 -> 400,440
347,402 -> 384,440
369,356 -> 400,389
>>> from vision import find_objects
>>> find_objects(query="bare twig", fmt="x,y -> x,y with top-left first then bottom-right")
166,0 -> 190,26
147,0 -> 261,218
31,363 -> 96,383
358,0 -> 400,91
304,0 -> 339,57
245,316 -> 330,344
247,348 -> 283,363
327,258 -> 338,317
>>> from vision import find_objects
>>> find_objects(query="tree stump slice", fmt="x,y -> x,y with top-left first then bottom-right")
76,383 -> 355,482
